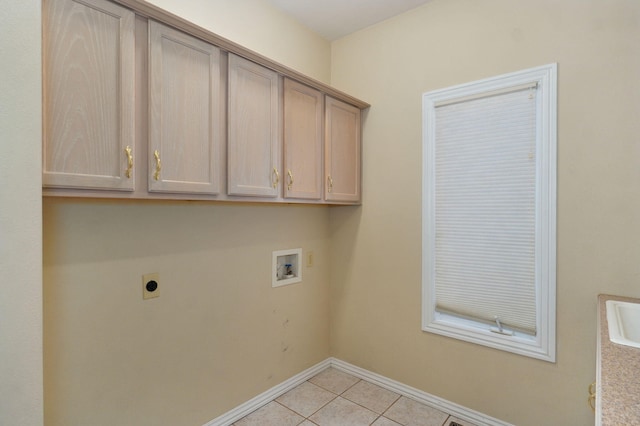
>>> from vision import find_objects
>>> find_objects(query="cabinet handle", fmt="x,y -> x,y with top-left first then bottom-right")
327,175 -> 333,193
124,146 -> 133,179
272,167 -> 280,189
287,170 -> 294,191
153,150 -> 162,181
588,382 -> 596,413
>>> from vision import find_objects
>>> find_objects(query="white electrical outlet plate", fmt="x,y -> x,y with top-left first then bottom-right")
306,251 -> 314,267
142,273 -> 160,299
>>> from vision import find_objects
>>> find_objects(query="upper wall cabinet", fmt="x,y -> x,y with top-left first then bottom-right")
325,97 -> 361,203
283,78 -> 324,201
43,0 -> 135,191
42,0 -> 368,204
227,54 -> 281,198
148,21 -> 222,194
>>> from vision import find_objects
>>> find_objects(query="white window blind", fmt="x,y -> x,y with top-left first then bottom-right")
433,86 -> 537,335
422,63 -> 557,362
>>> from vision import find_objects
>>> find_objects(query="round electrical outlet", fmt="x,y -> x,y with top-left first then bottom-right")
142,273 -> 160,299
146,280 -> 158,292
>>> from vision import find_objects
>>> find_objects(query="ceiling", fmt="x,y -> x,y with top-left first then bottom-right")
265,0 -> 432,41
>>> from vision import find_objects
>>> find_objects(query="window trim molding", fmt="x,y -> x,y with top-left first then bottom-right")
421,63 -> 557,362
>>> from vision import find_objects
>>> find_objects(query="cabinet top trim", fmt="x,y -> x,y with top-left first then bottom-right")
112,0 -> 370,110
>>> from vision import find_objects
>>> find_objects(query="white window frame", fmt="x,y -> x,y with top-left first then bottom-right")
422,64 -> 557,362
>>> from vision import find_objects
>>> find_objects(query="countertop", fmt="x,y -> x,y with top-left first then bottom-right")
597,294 -> 640,425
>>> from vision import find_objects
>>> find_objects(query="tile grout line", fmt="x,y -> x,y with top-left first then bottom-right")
343,379 -> 404,425
301,372 -> 410,426
302,375 -> 366,423
293,380 -> 338,422
287,373 -> 399,426
377,393 -> 404,425
310,374 -> 406,426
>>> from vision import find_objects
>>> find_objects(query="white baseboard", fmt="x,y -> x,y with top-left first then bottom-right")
203,359 -> 331,426
204,357 -> 512,426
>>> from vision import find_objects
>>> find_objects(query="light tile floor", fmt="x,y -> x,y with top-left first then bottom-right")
233,367 -> 476,426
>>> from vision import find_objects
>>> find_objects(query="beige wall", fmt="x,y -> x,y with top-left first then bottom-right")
44,200 -> 330,425
329,0 -> 640,425
147,0 -> 331,84
0,3 -> 44,426
43,2 -> 332,425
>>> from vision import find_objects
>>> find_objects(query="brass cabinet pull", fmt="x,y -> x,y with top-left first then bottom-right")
153,150 -> 162,181
124,146 -> 133,179
287,170 -> 294,191
327,175 -> 333,193
272,167 -> 280,188
588,382 -> 596,413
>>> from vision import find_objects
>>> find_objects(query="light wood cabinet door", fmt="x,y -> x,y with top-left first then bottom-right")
148,21 -> 222,194
325,97 -> 361,203
43,0 -> 135,190
227,54 -> 280,197
283,78 -> 323,200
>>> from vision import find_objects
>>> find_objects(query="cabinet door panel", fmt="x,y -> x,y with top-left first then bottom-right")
148,21 -> 221,194
228,54 -> 280,197
283,79 -> 323,200
325,97 -> 361,203
43,0 -> 135,190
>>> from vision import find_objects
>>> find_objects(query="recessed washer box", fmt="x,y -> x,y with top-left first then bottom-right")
273,248 -> 302,287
